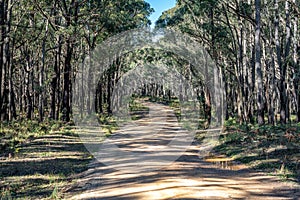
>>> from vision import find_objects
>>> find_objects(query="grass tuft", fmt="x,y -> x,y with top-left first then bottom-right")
212,122 -> 300,182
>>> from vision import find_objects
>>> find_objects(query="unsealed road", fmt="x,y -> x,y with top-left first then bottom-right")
67,102 -> 299,200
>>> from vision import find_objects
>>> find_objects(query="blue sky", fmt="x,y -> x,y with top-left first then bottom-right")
145,0 -> 177,27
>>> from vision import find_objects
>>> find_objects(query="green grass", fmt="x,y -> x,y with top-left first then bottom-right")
95,96 -> 150,135
98,114 -> 118,136
212,122 -> 300,182
129,98 -> 150,120
0,120 -> 66,157
0,122 -> 92,200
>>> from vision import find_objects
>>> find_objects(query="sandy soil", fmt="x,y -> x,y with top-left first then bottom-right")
66,102 -> 300,200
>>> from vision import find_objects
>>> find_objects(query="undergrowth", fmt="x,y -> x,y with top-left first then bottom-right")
214,119 -> 300,182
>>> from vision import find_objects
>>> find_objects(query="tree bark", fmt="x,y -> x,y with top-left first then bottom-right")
292,0 -> 299,122
62,38 -> 72,122
0,0 -> 3,114
39,19 -> 49,122
255,0 -> 264,125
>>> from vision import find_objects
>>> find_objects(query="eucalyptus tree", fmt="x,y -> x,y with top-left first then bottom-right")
0,0 -> 14,121
254,0 -> 264,125
0,0 -> 154,122
155,0 -> 300,125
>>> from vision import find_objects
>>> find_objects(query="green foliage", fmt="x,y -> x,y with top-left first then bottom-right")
1,126 -> 92,199
50,185 -> 60,200
0,120 -> 65,157
129,97 -> 150,121
239,2 -> 252,16
98,114 -> 118,135
155,6 -> 185,28
1,189 -> 12,200
213,121 -> 300,181
1,0 -> 155,123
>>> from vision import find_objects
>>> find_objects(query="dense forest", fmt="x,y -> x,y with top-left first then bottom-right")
1,0 -> 300,199
0,0 -> 153,122
156,0 -> 300,125
0,0 -> 299,126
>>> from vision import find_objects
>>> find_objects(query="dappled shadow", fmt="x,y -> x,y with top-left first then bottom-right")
214,128 -> 300,183
66,102 -> 300,200
0,132 -> 92,199
67,150 -> 299,199
1,157 -> 90,177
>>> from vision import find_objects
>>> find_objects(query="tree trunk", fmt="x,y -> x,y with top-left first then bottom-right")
292,0 -> 299,122
268,18 -> 276,125
279,1 -> 291,124
39,19 -> 49,122
50,36 -> 60,120
0,0 -> 3,115
24,47 -> 33,120
62,38 -> 72,122
285,1 -> 292,123
255,0 -> 264,125
50,3 -> 61,120
5,0 -> 15,121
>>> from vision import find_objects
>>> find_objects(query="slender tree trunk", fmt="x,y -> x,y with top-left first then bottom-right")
86,50 -> 92,115
62,38 -> 72,122
285,1 -> 292,123
248,11 -> 255,124
268,18 -> 275,125
107,72 -> 112,114
50,36 -> 60,120
255,0 -> 264,125
292,0 -> 299,122
237,1 -> 245,123
5,0 -> 15,121
56,37 -> 61,121
50,3 -> 61,120
99,83 -> 103,113
0,0 -> 3,115
274,0 -> 281,122
1,0 -> 8,121
279,1 -> 291,124
39,19 -> 49,122
8,42 -> 15,121
25,58 -> 32,119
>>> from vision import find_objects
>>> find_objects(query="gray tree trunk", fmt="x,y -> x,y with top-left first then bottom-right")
255,0 -> 264,125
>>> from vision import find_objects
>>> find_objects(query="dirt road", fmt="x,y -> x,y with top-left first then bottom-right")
67,102 -> 299,200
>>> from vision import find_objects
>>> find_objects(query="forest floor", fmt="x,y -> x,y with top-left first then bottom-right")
0,126 -> 93,199
1,101 -> 299,199
65,101 -> 299,200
